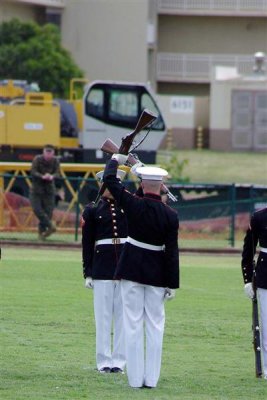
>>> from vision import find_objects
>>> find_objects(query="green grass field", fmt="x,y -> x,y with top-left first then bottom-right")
157,150 -> 267,185
1,248 -> 266,399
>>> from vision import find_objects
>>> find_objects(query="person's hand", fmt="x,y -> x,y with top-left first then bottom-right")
130,161 -> 145,177
42,173 -> 53,181
164,288 -> 175,301
111,153 -> 128,165
244,282 -> 254,299
85,277 -> 93,289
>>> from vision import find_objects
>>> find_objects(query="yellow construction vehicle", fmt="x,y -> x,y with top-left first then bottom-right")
0,78 -> 166,164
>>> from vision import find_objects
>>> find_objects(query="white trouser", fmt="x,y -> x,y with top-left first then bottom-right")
258,288 -> 267,376
121,279 -> 165,388
93,280 -> 125,370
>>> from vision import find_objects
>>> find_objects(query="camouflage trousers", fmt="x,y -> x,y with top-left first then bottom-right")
30,191 -> 55,234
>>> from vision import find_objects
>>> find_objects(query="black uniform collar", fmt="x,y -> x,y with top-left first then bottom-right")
144,192 -> 162,202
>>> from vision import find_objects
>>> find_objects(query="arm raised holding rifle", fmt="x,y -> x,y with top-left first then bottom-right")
93,108 -> 157,205
241,207 -> 267,379
100,116 -> 177,203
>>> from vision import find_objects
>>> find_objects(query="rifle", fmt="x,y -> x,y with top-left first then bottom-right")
252,262 -> 262,378
93,109 -> 157,205
101,138 -> 177,202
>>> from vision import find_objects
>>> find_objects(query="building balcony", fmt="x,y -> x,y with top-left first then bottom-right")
157,0 -> 267,17
11,0 -> 65,8
156,52 -> 256,83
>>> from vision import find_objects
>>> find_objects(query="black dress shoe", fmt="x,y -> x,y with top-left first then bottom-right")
98,367 -> 111,373
143,385 -> 153,389
111,367 -> 124,373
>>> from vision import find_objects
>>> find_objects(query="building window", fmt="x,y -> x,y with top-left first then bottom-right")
45,7 -> 61,28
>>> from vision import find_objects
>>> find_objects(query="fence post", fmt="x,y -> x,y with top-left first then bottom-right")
0,174 -> 4,227
166,128 -> 173,150
196,125 -> 203,150
229,184 -> 236,247
74,177 -> 82,242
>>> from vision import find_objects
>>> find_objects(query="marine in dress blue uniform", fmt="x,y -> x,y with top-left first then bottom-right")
241,207 -> 267,379
103,155 -> 179,388
82,170 -> 127,373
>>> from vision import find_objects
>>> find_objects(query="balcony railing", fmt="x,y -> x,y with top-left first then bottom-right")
13,0 -> 65,8
157,53 -> 255,82
158,0 -> 267,15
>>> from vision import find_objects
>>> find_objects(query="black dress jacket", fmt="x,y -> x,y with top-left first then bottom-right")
103,159 -> 179,289
241,207 -> 267,289
82,197 -> 128,279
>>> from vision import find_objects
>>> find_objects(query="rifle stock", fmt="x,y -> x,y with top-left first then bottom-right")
252,297 -> 262,378
252,271 -> 262,378
101,138 -> 138,166
101,138 -> 177,202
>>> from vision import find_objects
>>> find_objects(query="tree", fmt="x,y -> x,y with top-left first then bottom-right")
0,19 -> 83,97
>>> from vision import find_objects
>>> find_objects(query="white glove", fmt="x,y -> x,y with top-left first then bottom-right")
244,282 -> 254,299
130,161 -> 145,177
111,153 -> 128,165
164,288 -> 175,301
85,277 -> 93,289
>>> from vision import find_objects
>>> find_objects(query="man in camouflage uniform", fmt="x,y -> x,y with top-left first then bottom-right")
30,144 -> 60,239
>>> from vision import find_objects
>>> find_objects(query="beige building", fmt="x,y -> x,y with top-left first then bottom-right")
1,0 -> 266,92
156,0 -> 267,96
1,0 -> 266,151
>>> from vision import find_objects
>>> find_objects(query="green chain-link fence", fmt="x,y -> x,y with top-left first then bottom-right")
1,173 -> 266,249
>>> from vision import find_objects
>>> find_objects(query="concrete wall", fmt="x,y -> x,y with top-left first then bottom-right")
158,15 -> 267,54
61,0 -> 149,82
210,82 -> 232,130
157,94 -> 209,149
0,1 -> 37,22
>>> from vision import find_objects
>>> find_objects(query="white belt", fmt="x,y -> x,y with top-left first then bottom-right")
95,238 -> 127,246
126,236 -> 165,251
260,247 -> 267,253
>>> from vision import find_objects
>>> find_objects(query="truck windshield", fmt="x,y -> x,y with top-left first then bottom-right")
85,83 -> 165,131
